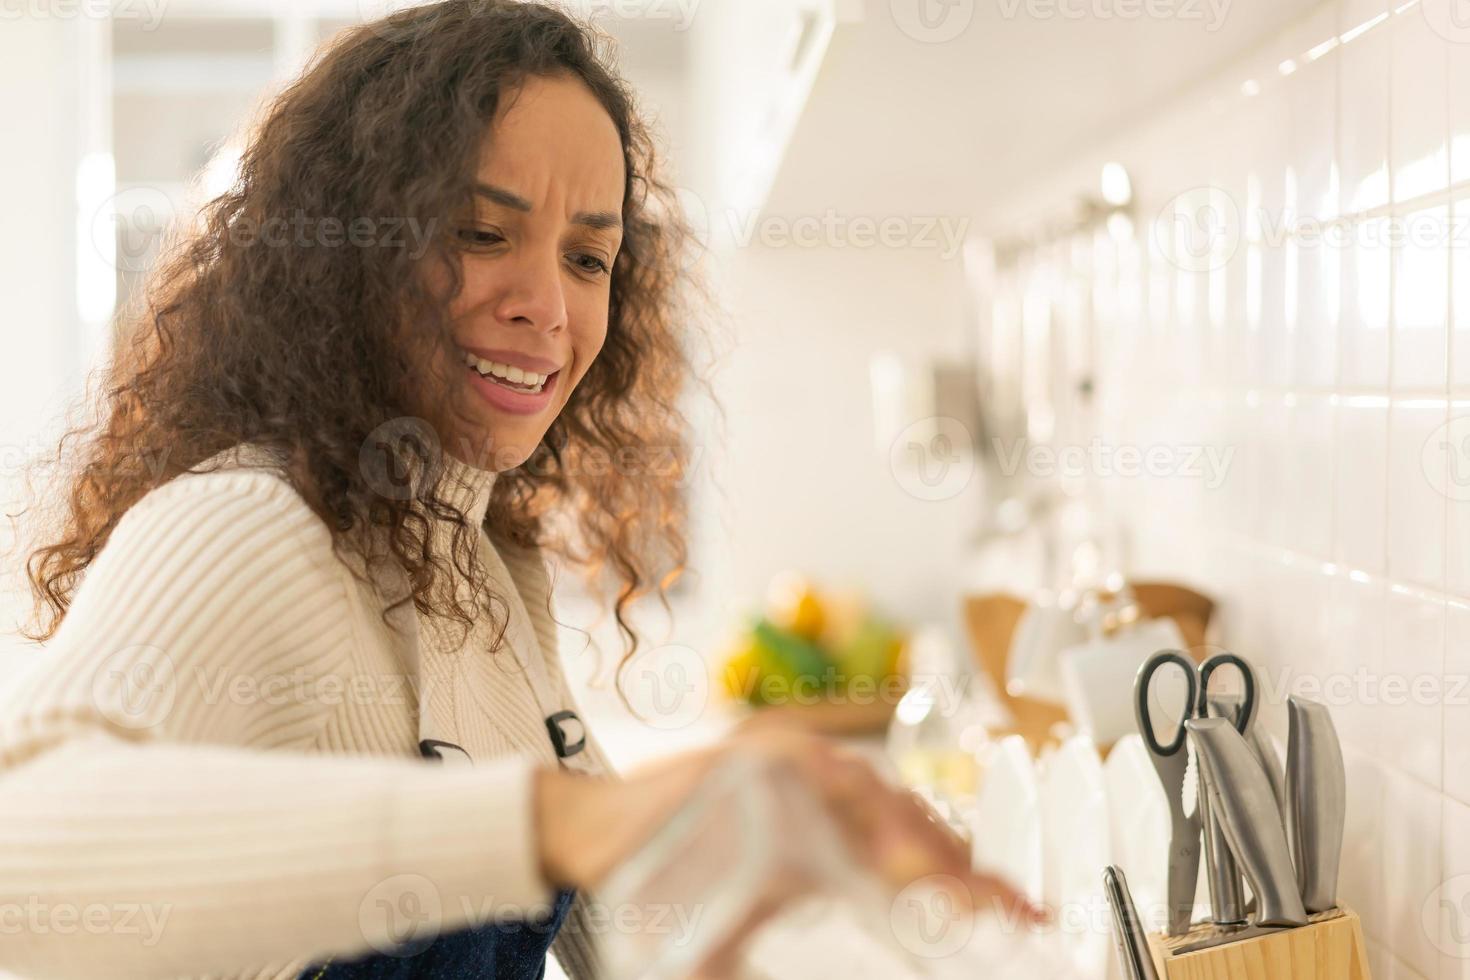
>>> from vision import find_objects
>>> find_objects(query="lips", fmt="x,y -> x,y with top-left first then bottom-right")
464,360 -> 560,416
457,345 -> 563,378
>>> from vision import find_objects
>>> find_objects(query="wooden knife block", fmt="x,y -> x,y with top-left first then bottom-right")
1145,907 -> 1371,980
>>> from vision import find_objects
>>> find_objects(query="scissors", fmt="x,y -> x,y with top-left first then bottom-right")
1133,649 -> 1257,936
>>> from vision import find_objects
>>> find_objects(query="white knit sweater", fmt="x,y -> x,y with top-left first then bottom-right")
0,442 -> 615,979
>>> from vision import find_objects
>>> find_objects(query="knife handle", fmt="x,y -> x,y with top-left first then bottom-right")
1199,777 -> 1248,925
1287,696 -> 1346,913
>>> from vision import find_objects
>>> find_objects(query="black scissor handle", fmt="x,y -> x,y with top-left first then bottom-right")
1196,652 -> 1256,735
1135,649 -> 1198,757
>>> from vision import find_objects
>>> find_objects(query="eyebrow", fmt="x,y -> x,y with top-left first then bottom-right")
472,182 -> 622,232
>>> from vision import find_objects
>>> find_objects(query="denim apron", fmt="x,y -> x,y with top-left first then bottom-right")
296,525 -> 594,980
296,885 -> 577,980
297,736 -> 589,980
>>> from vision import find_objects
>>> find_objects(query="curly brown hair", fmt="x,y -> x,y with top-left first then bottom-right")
19,0 -> 719,674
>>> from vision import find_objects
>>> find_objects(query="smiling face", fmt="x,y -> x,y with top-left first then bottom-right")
428,72 -> 626,470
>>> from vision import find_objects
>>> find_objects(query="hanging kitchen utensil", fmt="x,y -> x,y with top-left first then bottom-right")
1286,695 -> 1346,914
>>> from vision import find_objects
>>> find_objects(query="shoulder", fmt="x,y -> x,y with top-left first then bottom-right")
123,442 -> 323,535
104,442 -> 342,579
136,441 -> 303,505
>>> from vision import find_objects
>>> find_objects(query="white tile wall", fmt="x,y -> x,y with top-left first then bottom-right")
981,1 -> 1470,973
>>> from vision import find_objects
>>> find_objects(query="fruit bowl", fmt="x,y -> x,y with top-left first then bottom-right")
718,572 -> 909,736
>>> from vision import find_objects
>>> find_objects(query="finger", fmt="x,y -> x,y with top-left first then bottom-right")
964,870 -> 1051,925
871,791 -> 1050,924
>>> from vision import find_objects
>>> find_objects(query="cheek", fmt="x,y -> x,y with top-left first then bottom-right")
446,260 -> 499,320
569,312 -> 609,382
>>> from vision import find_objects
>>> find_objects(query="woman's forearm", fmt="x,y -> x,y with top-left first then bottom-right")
0,732 -> 555,979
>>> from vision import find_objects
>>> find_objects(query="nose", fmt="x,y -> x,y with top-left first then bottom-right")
493,246 -> 568,334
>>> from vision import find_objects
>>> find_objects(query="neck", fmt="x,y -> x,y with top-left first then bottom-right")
436,450 -> 499,529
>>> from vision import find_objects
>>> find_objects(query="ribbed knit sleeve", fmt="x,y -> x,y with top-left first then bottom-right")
0,468 -> 557,979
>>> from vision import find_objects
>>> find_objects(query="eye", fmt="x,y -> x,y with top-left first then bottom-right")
571,251 -> 611,276
457,227 -> 504,249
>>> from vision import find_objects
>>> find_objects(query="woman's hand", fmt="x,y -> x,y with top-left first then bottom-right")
533,727 -> 1046,972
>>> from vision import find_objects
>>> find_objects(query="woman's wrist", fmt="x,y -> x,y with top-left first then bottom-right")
530,750 -> 722,894
533,766 -> 591,890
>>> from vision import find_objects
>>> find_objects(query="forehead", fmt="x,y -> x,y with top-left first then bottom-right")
476,73 -> 626,212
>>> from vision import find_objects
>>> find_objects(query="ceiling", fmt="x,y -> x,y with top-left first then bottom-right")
766,0 -> 1327,236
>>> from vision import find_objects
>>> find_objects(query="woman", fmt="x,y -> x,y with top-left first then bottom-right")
4,3 -> 1038,978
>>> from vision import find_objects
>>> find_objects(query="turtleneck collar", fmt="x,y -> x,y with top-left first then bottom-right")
436,450 -> 500,530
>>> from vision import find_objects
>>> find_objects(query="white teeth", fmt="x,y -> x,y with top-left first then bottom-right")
460,349 -> 550,389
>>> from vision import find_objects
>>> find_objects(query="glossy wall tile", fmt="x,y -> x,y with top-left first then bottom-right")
981,1 -> 1470,973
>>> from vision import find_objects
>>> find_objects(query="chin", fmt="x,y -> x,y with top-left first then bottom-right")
470,422 -> 542,471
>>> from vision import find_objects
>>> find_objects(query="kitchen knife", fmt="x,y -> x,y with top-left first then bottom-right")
1249,727 -> 1289,832
1185,717 -> 1308,928
1103,865 -> 1160,980
1200,695 -> 1248,926
1286,695 -> 1346,913
1208,693 -> 1287,825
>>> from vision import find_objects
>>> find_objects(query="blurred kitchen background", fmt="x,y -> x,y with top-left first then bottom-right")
5,0 -> 1470,977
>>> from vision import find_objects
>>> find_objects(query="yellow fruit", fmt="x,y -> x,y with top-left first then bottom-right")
789,590 -> 825,642
766,571 -> 828,643
884,633 -> 908,678
720,644 -> 762,702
